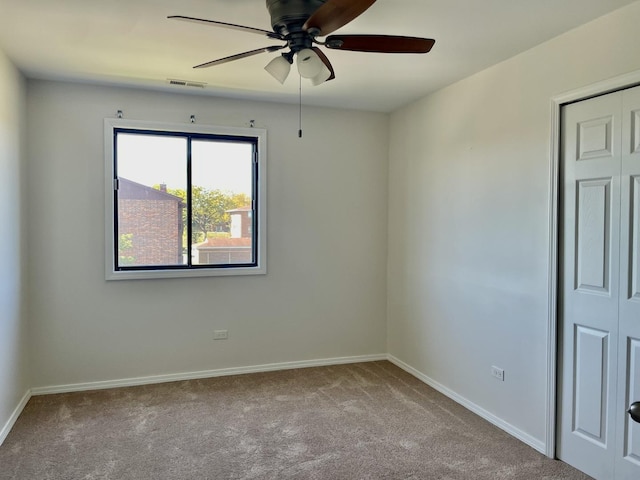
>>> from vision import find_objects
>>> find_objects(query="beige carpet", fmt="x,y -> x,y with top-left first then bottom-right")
0,361 -> 591,479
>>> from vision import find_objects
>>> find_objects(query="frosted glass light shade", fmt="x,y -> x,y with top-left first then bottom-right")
296,49 -> 323,79
310,62 -> 332,86
265,55 -> 291,84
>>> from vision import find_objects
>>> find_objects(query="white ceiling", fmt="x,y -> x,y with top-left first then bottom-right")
0,0 -> 636,112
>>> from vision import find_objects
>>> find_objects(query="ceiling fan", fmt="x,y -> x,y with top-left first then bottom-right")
169,0 -> 435,86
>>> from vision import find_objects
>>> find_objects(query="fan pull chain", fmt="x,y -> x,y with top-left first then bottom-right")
298,74 -> 303,138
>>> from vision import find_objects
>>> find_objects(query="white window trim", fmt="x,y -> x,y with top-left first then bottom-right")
104,118 -> 267,280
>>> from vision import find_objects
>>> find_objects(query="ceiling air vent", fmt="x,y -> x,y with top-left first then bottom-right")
168,79 -> 207,88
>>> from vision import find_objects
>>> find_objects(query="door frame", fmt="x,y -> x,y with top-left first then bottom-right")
547,70 -> 640,458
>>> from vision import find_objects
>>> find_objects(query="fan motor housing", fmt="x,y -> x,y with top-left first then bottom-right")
266,0 -> 326,36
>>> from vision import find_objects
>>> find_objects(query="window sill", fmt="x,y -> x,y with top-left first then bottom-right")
106,265 -> 267,281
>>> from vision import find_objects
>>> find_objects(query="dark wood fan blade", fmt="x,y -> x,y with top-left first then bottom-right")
194,45 -> 287,69
312,48 -> 335,82
169,15 -> 284,40
303,0 -> 376,36
325,35 -> 435,53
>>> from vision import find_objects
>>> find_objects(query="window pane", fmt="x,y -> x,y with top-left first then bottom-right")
115,133 -> 187,267
191,140 -> 254,266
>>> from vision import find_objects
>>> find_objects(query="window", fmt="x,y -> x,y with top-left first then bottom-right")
104,119 -> 266,280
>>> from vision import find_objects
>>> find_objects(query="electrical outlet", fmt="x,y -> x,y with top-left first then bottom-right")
491,366 -> 505,381
213,330 -> 228,340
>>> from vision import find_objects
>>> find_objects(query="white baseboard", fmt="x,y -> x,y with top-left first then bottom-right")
0,390 -> 31,447
387,355 -> 546,454
30,354 -> 388,396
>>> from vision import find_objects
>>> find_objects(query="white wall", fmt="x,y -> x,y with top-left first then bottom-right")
388,0 -> 640,449
26,80 -> 389,388
0,50 -> 28,440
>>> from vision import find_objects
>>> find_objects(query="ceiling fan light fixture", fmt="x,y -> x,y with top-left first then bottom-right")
264,55 -> 291,84
171,1 -> 436,91
296,48 -> 324,79
310,62 -> 332,86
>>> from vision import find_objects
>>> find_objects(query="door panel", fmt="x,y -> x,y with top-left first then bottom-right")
630,176 -> 640,300
632,110 -> 640,154
578,115 -> 614,161
615,85 -> 640,479
576,178 -> 612,293
558,91 -> 622,480
623,338 -> 640,464
573,325 -> 609,444
560,85 -> 640,480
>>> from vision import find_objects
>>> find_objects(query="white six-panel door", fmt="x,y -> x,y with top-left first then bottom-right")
559,86 -> 640,480
615,86 -> 640,479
